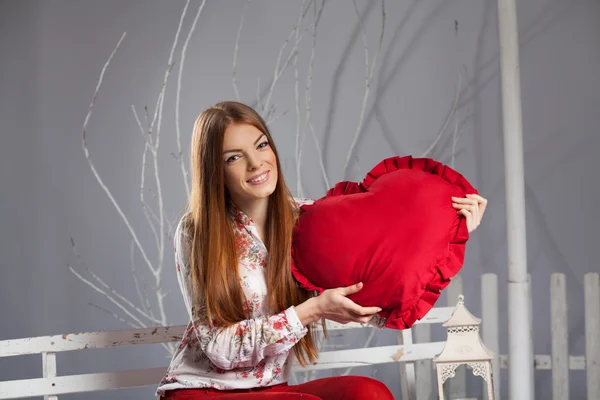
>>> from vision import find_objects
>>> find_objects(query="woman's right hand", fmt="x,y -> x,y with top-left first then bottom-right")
296,282 -> 382,326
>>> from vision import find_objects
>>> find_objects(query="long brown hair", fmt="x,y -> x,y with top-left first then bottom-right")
185,101 -> 318,366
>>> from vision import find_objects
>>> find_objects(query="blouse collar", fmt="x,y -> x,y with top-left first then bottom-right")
228,202 -> 254,227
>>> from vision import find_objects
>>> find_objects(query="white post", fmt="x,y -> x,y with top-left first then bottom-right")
528,275 -> 535,400
584,273 -> 600,400
398,329 -> 416,400
482,273 -> 500,400
42,352 -> 58,400
413,323 -> 432,400
550,274 -> 569,400
496,0 -> 534,398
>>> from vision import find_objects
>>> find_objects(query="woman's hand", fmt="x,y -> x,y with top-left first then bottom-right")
315,282 -> 382,325
452,193 -> 488,233
295,282 -> 382,326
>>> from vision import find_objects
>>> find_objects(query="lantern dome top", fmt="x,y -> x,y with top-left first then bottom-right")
442,295 -> 482,328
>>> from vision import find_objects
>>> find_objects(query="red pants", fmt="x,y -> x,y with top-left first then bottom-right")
162,376 -> 394,399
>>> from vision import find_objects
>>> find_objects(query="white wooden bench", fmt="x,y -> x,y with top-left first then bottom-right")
0,304 -> 460,400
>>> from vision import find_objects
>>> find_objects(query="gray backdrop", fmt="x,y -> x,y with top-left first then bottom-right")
1,0 -> 598,399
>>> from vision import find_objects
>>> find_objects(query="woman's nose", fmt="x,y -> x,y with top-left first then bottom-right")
246,154 -> 263,171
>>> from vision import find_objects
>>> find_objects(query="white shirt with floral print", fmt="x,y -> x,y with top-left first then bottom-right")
156,199 -> 315,397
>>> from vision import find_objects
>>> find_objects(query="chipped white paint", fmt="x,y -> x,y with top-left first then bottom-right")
0,325 -> 186,357
0,368 -> 166,399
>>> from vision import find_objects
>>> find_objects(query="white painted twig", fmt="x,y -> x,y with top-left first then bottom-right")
131,105 -> 153,147
420,70 -> 462,159
298,0 -> 330,192
69,238 -> 161,324
262,0 -> 312,123
130,239 -> 155,321
88,303 -> 141,329
175,0 -> 206,202
343,0 -> 386,180
232,0 -> 251,102
149,0 -> 189,137
69,265 -> 149,329
80,33 -> 158,280
146,0 -> 196,330
293,3 -> 304,197
141,143 -> 161,249
255,77 -> 263,114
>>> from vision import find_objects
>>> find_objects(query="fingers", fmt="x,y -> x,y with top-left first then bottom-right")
458,208 -> 474,232
453,194 -> 487,230
352,304 -> 383,316
467,193 -> 488,219
337,282 -> 363,296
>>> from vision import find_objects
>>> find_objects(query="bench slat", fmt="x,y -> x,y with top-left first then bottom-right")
292,342 -> 446,371
0,326 -> 187,357
0,368 -> 166,399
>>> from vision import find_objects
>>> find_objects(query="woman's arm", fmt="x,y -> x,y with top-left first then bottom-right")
295,282 -> 382,325
173,218 -> 307,371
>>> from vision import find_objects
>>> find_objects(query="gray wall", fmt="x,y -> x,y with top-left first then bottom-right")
1,0 -> 598,399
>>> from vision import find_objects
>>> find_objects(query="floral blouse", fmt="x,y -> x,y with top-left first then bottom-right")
156,199 -> 315,397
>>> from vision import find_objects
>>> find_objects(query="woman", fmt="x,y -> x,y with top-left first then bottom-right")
156,101 -> 486,399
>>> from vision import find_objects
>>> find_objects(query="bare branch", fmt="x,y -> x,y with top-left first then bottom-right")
140,142 -> 161,251
147,0 -> 198,328
293,3 -> 304,197
81,32 -> 162,279
88,302 -> 141,329
298,0 -> 329,191
81,32 -> 126,145
69,264 -> 151,328
262,0 -> 313,119
343,0 -> 386,179
149,0 -> 190,137
176,0 -> 207,202
130,239 -> 155,320
70,238 -> 162,325
419,69 -> 463,158
232,0 -> 251,102
255,77 -> 263,114
131,105 -> 153,147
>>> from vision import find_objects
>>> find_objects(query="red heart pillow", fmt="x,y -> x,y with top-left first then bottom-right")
291,156 -> 477,329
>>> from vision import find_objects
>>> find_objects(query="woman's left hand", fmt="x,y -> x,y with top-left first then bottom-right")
452,194 -> 488,233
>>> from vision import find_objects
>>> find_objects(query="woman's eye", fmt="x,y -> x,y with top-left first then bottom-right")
257,141 -> 270,149
226,155 -> 240,164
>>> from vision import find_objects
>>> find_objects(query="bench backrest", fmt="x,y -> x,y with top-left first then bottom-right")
0,306 -> 455,399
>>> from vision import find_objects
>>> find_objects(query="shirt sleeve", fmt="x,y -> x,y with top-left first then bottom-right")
173,216 -> 308,371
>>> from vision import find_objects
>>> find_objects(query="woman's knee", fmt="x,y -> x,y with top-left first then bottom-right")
340,376 -> 393,399
292,376 -> 393,400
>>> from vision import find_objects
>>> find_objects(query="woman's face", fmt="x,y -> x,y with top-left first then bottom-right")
222,123 -> 278,207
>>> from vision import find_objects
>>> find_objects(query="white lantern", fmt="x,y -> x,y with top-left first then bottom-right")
434,295 -> 495,400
